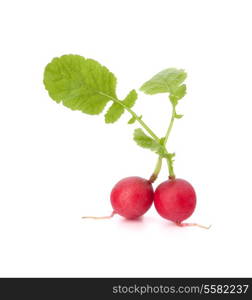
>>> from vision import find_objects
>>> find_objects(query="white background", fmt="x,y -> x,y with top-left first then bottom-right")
0,0 -> 251,277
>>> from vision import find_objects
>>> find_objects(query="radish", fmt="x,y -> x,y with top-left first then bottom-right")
82,177 -> 153,220
44,55 -> 208,227
110,177 -> 154,219
154,178 -> 196,223
154,178 -> 209,229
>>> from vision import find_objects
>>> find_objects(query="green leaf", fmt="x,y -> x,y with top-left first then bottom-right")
128,114 -> 142,124
169,84 -> 187,106
128,116 -> 136,124
105,89 -> 138,123
159,137 -> 165,145
174,113 -> 183,119
133,128 -> 160,151
140,68 -> 187,95
105,103 -> 124,123
123,89 -> 137,108
171,84 -> 186,100
43,54 -> 117,115
133,128 -> 164,155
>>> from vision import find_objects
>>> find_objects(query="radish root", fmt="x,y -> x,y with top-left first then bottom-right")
176,222 -> 211,230
82,211 -> 116,220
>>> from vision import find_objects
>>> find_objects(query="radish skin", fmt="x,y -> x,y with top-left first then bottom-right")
110,176 -> 154,219
154,178 -> 196,223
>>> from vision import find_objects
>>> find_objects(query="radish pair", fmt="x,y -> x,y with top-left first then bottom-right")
84,176 -> 209,229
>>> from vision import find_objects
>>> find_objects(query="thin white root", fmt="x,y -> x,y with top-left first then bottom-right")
176,222 -> 211,230
82,211 -> 116,220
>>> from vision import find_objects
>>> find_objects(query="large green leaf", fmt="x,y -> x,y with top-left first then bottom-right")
43,54 -> 117,115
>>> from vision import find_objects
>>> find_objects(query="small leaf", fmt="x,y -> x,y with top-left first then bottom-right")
128,114 -> 142,124
133,128 -> 166,157
123,89 -> 137,108
133,128 -> 160,151
105,89 -> 138,123
105,102 -> 124,123
159,137 -> 165,145
140,68 -> 187,95
172,84 -> 186,100
128,116 -> 136,124
169,84 -> 187,106
174,113 -> 183,119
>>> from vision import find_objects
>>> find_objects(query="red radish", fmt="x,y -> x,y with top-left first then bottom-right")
82,176 -> 154,220
154,178 -> 196,223
110,176 -> 154,219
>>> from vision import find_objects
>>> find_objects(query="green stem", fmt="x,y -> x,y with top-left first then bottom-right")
115,99 -> 159,142
149,156 -> 162,183
100,92 -> 159,142
166,155 -> 175,179
164,105 -> 176,146
99,91 -> 168,181
163,105 -> 176,178
112,97 -> 165,182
